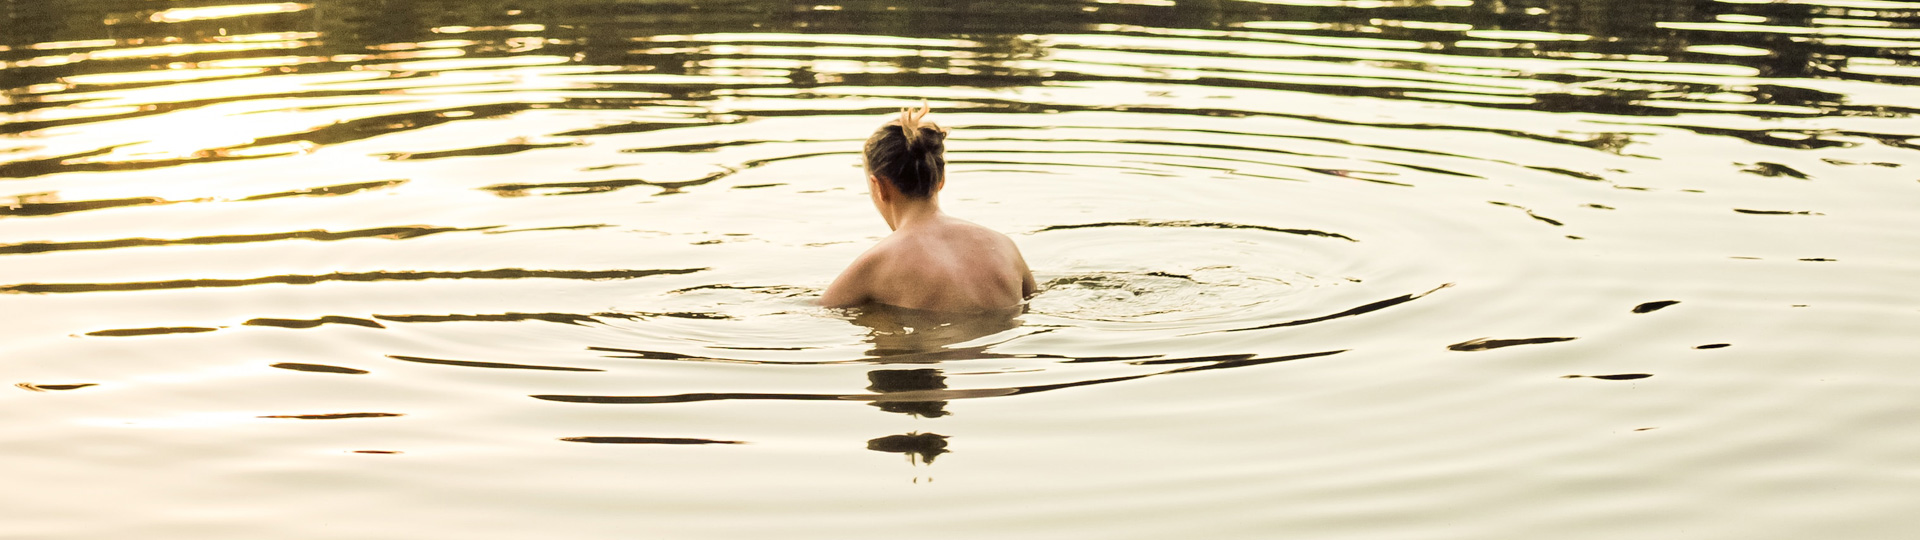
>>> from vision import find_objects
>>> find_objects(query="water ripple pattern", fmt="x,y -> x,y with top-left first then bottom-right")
4,1 -> 1920,539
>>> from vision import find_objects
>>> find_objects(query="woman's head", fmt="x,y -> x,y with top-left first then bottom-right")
863,102 -> 948,199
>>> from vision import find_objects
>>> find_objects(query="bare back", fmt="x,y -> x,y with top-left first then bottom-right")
823,215 -> 1036,313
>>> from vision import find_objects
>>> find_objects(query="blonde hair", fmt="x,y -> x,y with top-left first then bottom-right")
863,100 -> 949,198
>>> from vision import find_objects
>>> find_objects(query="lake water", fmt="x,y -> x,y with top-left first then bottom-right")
5,0 -> 1920,537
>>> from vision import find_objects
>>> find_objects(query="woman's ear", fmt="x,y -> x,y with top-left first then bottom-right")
870,174 -> 894,203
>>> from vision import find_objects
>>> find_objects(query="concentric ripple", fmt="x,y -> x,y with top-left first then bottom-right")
6,1 -> 1920,539
1025,224 -> 1350,324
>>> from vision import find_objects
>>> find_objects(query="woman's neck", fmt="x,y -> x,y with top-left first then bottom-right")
886,196 -> 943,231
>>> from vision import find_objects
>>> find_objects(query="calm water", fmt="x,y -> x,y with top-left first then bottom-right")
5,0 -> 1920,537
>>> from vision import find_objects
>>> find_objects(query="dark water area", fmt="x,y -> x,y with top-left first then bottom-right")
5,0 -> 1920,538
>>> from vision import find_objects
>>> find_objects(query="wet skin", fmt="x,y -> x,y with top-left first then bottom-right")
821,172 -> 1037,312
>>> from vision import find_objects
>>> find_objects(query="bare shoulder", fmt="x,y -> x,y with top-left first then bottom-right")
943,216 -> 1020,246
825,216 -> 1035,311
820,240 -> 899,308
965,220 -> 1037,297
941,216 -> 1037,297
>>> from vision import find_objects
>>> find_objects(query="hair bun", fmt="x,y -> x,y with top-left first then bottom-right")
918,124 -> 947,146
861,99 -> 949,198
897,99 -> 949,153
898,101 -> 929,150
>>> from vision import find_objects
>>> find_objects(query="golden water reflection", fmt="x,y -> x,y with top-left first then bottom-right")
4,0 -> 1920,538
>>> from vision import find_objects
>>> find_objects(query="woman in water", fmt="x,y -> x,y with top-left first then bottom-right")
821,103 -> 1037,312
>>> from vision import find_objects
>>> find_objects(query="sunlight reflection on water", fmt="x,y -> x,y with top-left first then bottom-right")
4,0 -> 1920,538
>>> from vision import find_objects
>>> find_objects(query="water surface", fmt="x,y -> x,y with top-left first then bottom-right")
5,0 -> 1920,538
